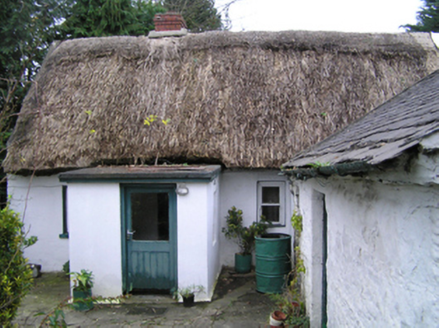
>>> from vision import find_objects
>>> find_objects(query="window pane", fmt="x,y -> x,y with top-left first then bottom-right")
262,187 -> 279,203
131,193 -> 169,241
262,206 -> 280,222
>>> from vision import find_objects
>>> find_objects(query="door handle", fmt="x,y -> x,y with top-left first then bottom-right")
127,230 -> 136,240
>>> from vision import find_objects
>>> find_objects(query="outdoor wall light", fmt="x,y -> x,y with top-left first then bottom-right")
176,184 -> 189,196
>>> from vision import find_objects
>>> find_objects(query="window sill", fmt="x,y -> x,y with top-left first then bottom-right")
268,224 -> 286,228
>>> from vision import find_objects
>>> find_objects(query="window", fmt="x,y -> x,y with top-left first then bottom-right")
258,181 -> 286,226
59,186 -> 68,239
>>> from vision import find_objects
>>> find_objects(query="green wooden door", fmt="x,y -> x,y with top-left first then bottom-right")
123,185 -> 177,293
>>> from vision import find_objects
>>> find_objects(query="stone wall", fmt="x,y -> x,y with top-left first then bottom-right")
294,154 -> 439,326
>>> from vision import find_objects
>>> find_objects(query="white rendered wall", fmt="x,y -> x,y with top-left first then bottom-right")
7,174 -> 68,272
177,178 -> 221,302
207,178 -> 221,299
68,183 -> 122,297
219,170 -> 294,267
295,172 -> 439,327
67,179 -> 221,300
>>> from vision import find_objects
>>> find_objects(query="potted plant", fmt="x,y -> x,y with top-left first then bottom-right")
269,280 -> 310,327
69,269 -> 94,311
270,310 -> 286,327
173,285 -> 205,307
222,206 -> 270,273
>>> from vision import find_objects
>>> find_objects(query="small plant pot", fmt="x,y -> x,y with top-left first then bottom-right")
183,294 -> 195,307
235,253 -> 252,273
28,263 -> 42,278
269,310 -> 286,326
72,289 -> 94,311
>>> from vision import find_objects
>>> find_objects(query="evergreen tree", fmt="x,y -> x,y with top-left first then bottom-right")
0,0 -> 69,119
60,0 -> 165,38
403,0 -> 439,32
162,0 -> 222,32
0,0 -> 69,193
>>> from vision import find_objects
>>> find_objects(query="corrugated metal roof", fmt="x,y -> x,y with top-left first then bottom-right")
284,69 -> 439,170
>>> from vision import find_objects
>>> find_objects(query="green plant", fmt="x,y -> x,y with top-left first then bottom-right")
46,308 -> 66,328
294,246 -> 306,275
270,277 -> 309,327
268,210 -> 309,327
69,270 -> 93,292
62,261 -> 69,276
0,205 -> 37,327
291,210 -> 303,234
222,206 -> 269,255
173,285 -> 205,299
37,306 -> 67,328
287,315 -> 310,327
143,114 -> 171,165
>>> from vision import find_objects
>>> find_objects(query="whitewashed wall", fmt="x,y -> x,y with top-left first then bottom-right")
219,170 -> 294,267
176,178 -> 221,302
8,168 -> 292,300
294,153 -> 439,327
68,182 -> 122,297
65,179 -> 220,300
7,175 -> 68,272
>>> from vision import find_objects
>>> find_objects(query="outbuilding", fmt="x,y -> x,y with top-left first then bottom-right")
283,69 -> 439,326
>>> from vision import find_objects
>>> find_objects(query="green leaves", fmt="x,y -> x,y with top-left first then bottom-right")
403,0 -> 439,32
60,0 -> 166,39
144,115 -> 171,126
144,114 -> 158,126
162,0 -> 223,33
0,206 -> 37,326
0,0 -> 71,163
222,206 -> 270,255
69,269 -> 93,292
290,210 -> 303,233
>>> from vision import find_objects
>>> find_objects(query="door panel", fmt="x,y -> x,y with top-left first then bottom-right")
123,185 -> 177,293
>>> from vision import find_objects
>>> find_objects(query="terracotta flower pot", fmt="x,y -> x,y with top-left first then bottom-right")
269,310 -> 286,326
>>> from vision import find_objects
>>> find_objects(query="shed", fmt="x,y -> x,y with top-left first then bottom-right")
283,69 -> 439,326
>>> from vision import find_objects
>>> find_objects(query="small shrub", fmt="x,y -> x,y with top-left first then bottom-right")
222,206 -> 270,255
173,285 -> 205,299
69,270 -> 93,292
0,206 -> 37,326
62,261 -> 69,275
37,306 -> 67,328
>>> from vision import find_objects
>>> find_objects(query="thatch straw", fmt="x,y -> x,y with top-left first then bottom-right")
4,30 -> 439,173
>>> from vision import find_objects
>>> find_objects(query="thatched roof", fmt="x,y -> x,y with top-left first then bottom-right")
283,69 -> 439,179
4,30 -> 439,173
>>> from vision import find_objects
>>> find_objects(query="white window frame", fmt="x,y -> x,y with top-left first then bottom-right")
257,181 -> 286,226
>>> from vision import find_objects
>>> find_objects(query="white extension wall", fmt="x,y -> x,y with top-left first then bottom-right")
7,174 -> 68,272
66,178 -> 221,300
68,182 -> 122,297
219,170 -> 294,267
294,151 -> 439,326
176,178 -> 220,301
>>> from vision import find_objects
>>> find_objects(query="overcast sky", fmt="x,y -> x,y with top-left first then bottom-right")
215,0 -> 423,33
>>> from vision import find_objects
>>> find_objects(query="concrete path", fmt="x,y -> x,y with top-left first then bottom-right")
13,270 -> 274,327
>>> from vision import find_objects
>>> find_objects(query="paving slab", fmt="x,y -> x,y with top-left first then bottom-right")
13,270 -> 275,327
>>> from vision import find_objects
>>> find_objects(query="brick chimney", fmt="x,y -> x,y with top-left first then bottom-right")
149,12 -> 188,38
